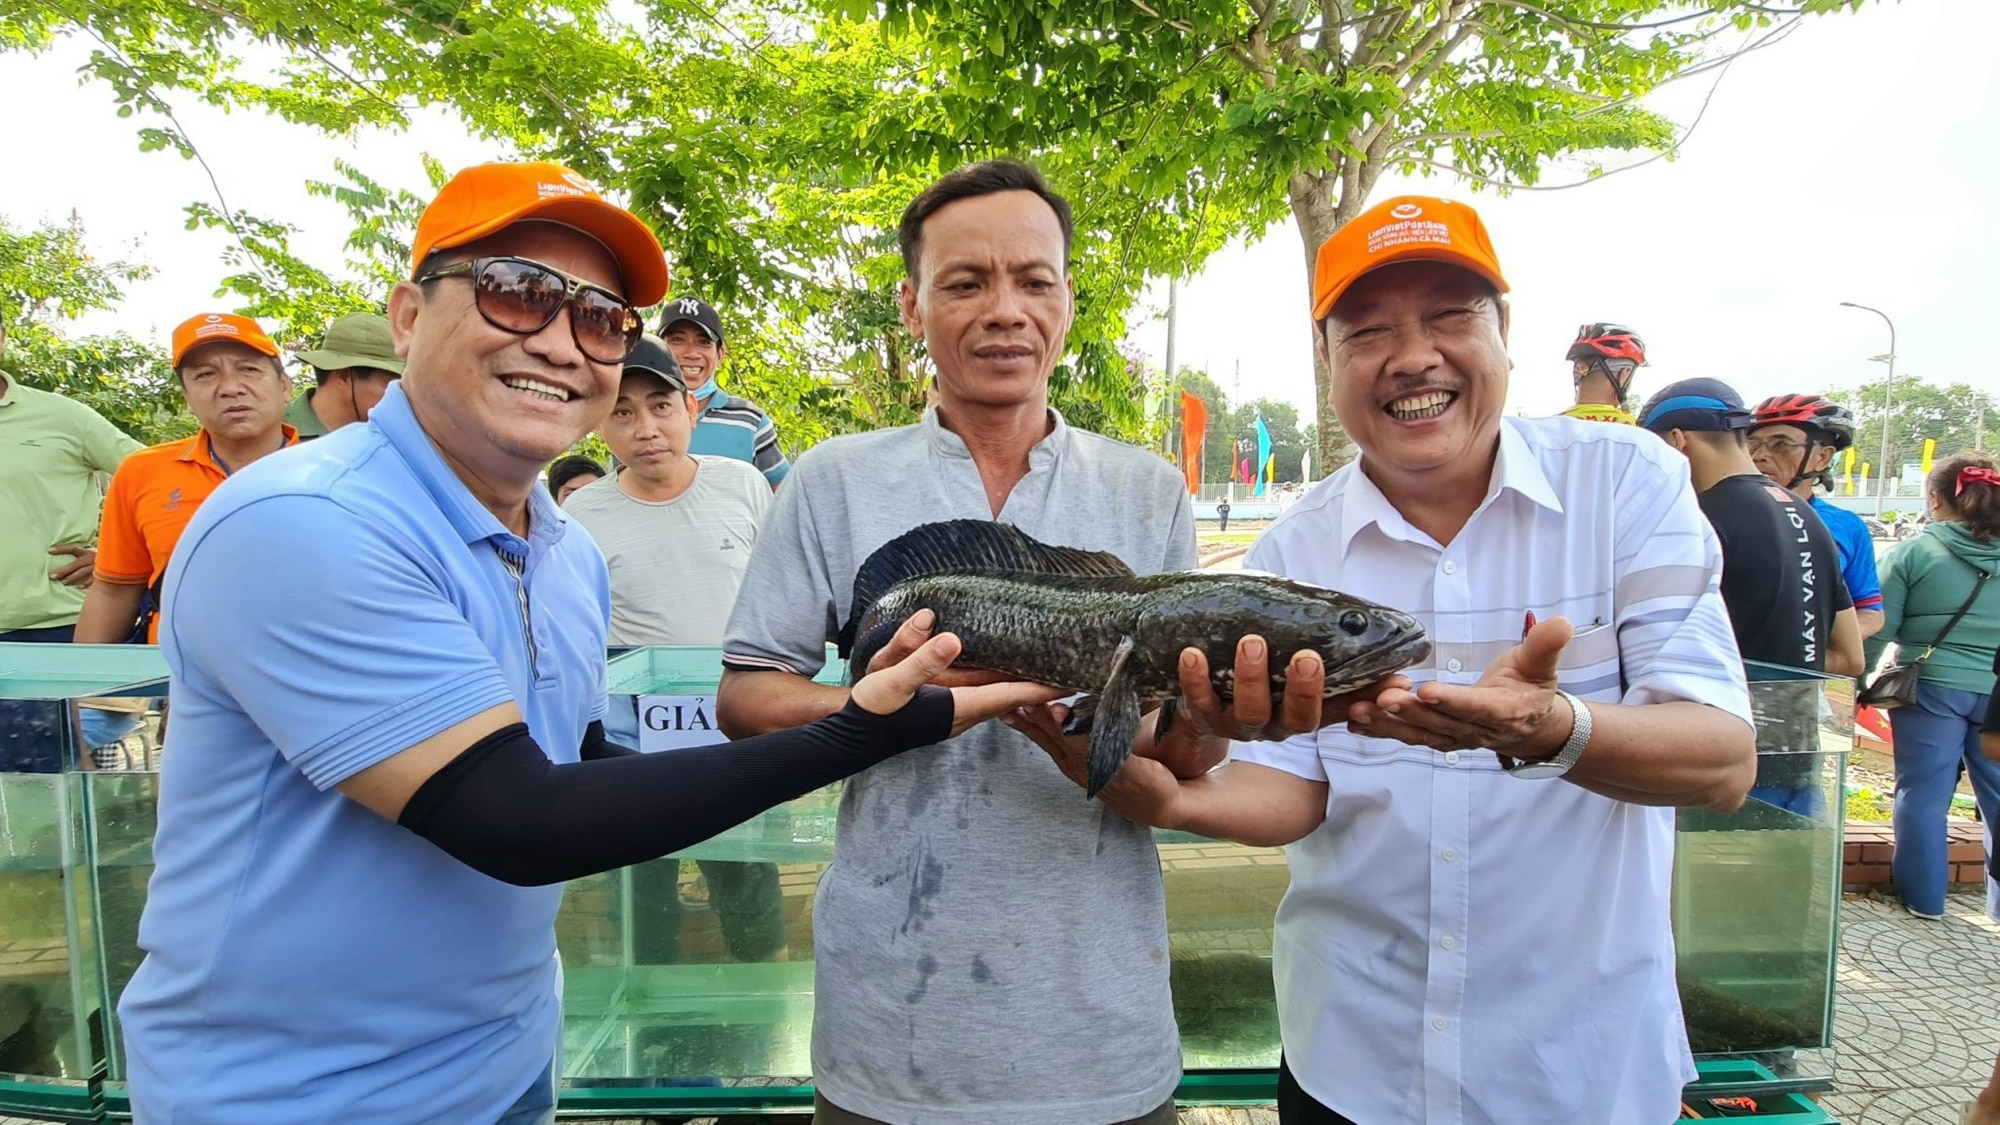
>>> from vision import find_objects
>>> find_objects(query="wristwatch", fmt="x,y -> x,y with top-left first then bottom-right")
1498,690 -> 1592,779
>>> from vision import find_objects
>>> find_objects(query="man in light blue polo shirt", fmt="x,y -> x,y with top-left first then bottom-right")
116,161 -> 1054,1125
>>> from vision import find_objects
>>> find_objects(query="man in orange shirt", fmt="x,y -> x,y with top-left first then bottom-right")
73,313 -> 297,643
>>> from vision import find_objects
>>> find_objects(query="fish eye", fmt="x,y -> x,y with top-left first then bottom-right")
1339,611 -> 1369,636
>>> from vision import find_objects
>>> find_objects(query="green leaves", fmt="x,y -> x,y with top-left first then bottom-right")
1,215 -> 189,444
8,0 -> 1865,461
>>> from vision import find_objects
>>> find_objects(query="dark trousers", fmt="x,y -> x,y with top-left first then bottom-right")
1278,1055 -> 1360,1125
0,626 -> 76,772
630,857 -> 789,963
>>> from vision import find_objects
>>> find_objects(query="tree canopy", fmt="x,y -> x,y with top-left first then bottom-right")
1845,374 -> 1997,484
8,0 -> 1868,460
0,213 -> 188,444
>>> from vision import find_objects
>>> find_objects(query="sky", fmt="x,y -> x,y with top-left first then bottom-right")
6,0 -> 1998,432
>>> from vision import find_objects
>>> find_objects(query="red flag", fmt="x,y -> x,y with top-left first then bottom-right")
1179,392 -> 1207,497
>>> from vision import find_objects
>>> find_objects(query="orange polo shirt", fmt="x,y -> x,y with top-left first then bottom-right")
94,427 -> 297,641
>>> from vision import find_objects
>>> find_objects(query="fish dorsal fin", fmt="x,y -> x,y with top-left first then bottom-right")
839,520 -> 1135,653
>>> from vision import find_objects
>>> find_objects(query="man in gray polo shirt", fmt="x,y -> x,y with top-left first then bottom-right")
717,162 -> 1203,1124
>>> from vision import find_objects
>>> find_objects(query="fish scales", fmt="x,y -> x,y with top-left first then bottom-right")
840,520 -> 1431,798
865,574 -> 1157,695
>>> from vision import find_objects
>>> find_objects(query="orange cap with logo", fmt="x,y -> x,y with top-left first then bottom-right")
170,313 -> 282,368
1312,196 -> 1509,320
410,161 -> 670,307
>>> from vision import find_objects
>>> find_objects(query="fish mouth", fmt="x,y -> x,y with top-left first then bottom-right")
1323,626 -> 1432,692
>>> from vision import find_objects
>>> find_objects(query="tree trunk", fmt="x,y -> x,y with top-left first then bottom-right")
1288,169 -> 1352,476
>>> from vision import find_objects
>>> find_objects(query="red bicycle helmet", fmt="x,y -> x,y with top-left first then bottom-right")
1566,323 -> 1648,368
1752,394 -> 1856,451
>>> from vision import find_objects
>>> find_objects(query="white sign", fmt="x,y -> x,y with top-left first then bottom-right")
636,694 -> 728,753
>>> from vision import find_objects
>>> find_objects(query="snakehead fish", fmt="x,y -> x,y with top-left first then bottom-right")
838,520 -> 1432,798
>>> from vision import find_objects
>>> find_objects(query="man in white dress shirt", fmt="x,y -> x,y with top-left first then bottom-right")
1025,195 -> 1757,1125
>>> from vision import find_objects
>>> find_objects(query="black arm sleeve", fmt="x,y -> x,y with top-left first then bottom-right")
579,719 -> 640,760
397,686 -> 952,886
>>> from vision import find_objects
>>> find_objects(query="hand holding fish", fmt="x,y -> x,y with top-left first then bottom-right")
1348,615 -> 1576,758
842,521 -> 1432,797
1170,636 -> 1414,744
855,608 -> 1069,737
1006,634 -> 1412,813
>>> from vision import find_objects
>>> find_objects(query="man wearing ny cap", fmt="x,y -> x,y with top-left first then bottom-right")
72,312 -> 297,644
659,296 -> 791,487
286,311 -> 406,437
115,160 -> 1052,1125
1641,379 -> 1860,816
1043,195 -> 1757,1124
565,334 -> 792,978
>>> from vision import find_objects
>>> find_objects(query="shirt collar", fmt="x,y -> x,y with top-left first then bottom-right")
369,382 -> 565,554
174,425 -> 301,474
1495,416 -> 1564,515
1336,417 -> 1562,552
922,403 -> 1071,467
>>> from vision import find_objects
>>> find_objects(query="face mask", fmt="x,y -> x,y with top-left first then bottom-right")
692,379 -> 721,404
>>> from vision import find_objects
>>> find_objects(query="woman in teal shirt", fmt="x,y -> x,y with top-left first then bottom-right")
1868,454 -> 2000,918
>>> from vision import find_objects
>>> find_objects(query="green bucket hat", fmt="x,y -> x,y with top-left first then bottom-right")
295,313 -> 406,375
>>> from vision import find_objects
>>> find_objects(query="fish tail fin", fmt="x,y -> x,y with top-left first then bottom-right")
1086,637 -> 1144,799
838,520 -> 1136,657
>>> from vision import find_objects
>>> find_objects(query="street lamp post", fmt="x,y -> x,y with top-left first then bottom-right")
1840,301 -> 1897,502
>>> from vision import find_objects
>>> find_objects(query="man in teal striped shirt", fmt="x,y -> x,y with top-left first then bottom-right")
658,297 -> 791,488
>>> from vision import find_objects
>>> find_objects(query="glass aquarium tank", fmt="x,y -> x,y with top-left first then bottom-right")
1672,661 -> 1849,1094
0,643 -> 1849,1118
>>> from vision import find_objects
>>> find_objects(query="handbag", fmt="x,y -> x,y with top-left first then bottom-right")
1859,559 -> 1992,710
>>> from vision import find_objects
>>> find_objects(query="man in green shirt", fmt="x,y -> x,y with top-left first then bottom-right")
0,317 -> 144,641
0,317 -> 145,774
284,312 -> 405,438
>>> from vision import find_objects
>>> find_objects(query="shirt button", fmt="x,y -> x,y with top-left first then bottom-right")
1441,561 -> 1458,575
1432,1017 -> 1449,1031
1444,751 -> 1461,765
1446,658 -> 1463,673
1440,847 -> 1458,862
1440,936 -> 1456,950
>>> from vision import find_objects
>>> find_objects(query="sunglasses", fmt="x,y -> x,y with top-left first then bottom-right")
417,256 -> 643,364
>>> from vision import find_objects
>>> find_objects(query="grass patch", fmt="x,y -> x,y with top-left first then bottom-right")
1845,787 -> 1892,822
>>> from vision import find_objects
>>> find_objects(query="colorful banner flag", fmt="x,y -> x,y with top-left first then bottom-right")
1179,391 -> 1207,497
1301,448 -> 1313,483
1254,415 -> 1272,497
1921,437 -> 1937,476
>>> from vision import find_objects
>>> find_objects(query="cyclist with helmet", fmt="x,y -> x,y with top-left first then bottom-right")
1749,394 -> 1885,639
1562,322 -> 1646,425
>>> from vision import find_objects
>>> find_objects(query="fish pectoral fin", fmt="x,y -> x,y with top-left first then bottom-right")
1061,695 -> 1100,737
1152,697 -> 1180,747
1085,636 -> 1143,800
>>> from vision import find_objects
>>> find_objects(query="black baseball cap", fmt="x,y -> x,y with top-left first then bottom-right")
1640,377 -> 1755,434
658,297 -> 723,345
622,334 -> 687,393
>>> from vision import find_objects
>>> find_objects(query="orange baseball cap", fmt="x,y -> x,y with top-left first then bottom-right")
1312,196 -> 1509,320
410,161 -> 669,307
170,313 -> 281,368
